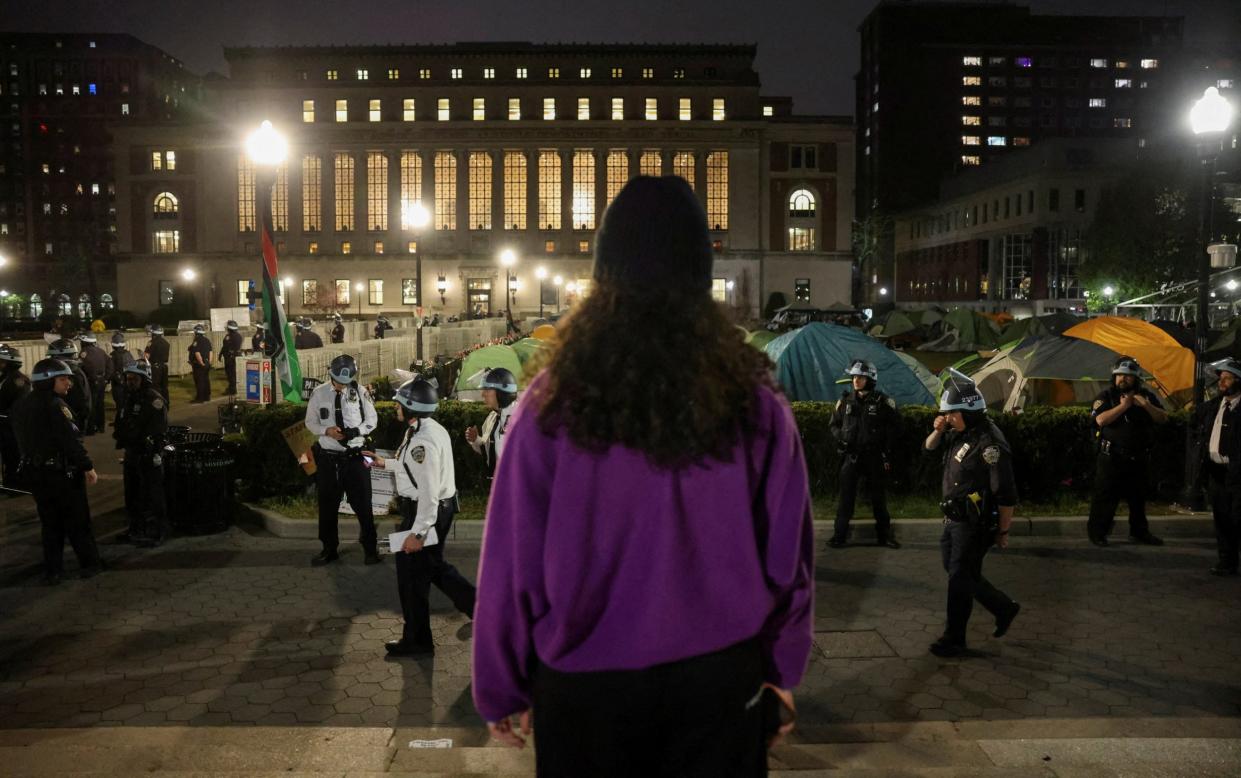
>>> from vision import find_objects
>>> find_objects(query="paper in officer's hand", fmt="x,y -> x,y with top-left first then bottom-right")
388,526 -> 439,553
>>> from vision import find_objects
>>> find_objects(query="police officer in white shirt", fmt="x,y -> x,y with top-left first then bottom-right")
1200,358 -> 1241,576
374,377 -> 476,657
305,354 -> 380,566
465,367 -> 519,475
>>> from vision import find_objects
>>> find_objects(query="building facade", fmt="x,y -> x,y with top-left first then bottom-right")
109,43 -> 854,322
0,33 -> 197,321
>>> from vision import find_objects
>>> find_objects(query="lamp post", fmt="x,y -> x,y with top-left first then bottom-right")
244,120 -> 291,401
536,266 -> 548,318
280,277 -> 293,318
402,202 -> 431,360
436,275 -> 448,306
726,278 -> 736,306
499,248 -> 517,321
1182,86 -> 1236,510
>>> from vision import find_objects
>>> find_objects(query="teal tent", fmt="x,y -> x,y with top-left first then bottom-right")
764,323 -> 936,406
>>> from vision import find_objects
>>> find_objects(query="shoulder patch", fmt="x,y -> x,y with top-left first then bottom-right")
982,445 -> 1001,465
411,445 -> 426,464
152,397 -> 164,410
61,405 -> 73,420
1092,399 -> 1103,411
885,396 -> 897,409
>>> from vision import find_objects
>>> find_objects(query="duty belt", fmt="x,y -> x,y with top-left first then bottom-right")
1099,439 -> 1141,459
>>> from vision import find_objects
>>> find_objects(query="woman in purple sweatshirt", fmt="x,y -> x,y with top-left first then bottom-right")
472,176 -> 815,777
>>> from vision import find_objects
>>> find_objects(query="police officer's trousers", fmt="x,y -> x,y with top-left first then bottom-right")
834,454 -> 892,541
1207,463 -> 1240,571
28,468 -> 100,575
0,423 -> 21,489
395,497 -> 476,647
191,364 -> 211,402
151,363 -> 170,405
315,448 -> 377,553
1087,452 -> 1151,540
89,381 -> 106,433
123,449 -> 168,540
223,357 -> 238,395
940,519 -> 1013,646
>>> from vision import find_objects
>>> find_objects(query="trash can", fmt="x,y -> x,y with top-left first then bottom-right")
166,431 -> 235,535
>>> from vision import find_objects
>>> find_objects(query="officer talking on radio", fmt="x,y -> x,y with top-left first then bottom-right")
924,368 -> 1020,658
829,359 -> 900,549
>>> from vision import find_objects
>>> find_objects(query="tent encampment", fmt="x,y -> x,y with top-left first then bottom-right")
867,310 -> 917,339
746,329 -> 779,351
764,323 -> 937,406
1064,316 -> 1194,398
452,344 -> 525,399
510,337 -> 549,368
998,312 -> 1083,345
919,308 -> 1002,351
971,335 -> 1132,412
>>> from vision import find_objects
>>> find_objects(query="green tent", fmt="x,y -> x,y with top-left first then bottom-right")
454,344 -> 525,395
746,330 -> 778,351
867,310 -> 917,339
511,337 -> 549,369
920,308 -> 1001,351
999,312 -> 1082,346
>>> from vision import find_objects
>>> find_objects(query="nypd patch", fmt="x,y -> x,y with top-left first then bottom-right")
1092,399 -> 1103,411
152,397 -> 164,410
412,446 -> 426,464
982,445 -> 1001,465
61,406 -> 73,420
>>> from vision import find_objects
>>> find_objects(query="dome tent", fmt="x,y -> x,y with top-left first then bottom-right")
918,308 -> 1003,352
1064,316 -> 1194,399
453,344 -> 525,400
970,335 -> 1133,412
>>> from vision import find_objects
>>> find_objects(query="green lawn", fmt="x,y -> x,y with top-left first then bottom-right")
101,371 -> 233,418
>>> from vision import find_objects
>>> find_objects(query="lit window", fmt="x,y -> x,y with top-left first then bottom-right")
508,98 -> 521,120
369,98 -> 381,121
961,155 -> 981,166
580,67 -> 591,79
611,97 -> 624,120
303,99 -> 315,122
399,151 -> 422,229
672,150 -> 694,188
963,76 -> 981,86
438,98 -> 450,121
373,241 -> 384,254
577,98 -> 590,120
152,230 -> 180,254
303,155 -> 322,231
571,149 -> 595,230
403,98 -> 416,121
402,278 -> 418,304
336,99 -> 348,122
474,98 -> 485,120
153,191 -> 179,216
640,149 -> 661,176
419,68 -> 431,79
326,69 -> 338,81
962,135 -> 980,145
645,98 -> 658,120
787,228 -> 815,251
388,68 -> 399,80
1219,79 -> 1235,89
1140,59 -> 1158,69
712,98 -> 725,120
434,151 -> 457,230
1114,117 -> 1132,128
334,153 -> 355,231
762,105 -> 773,117
121,103 -> 129,115
335,279 -> 350,304
504,151 -> 527,229
91,183 -> 99,195
367,152 -> 388,230
962,95 -> 981,106
642,67 -> 653,79
962,115 -> 981,125
986,136 -> 1006,146
1089,97 -> 1107,108
88,83 -> 96,95
1115,78 -> 1132,88
1013,137 -> 1031,146
962,56 -> 982,66
1090,58 -> 1108,68
706,151 -> 728,230
545,240 -> 556,253
543,97 -> 556,120
237,155 -> 255,231
468,151 -> 492,230
1015,57 -> 1032,68
673,68 -> 685,79
308,241 -> 319,254
679,98 -> 691,120
579,240 -> 590,253
538,149 -> 561,229
151,151 -> 162,171
341,242 -> 352,255
302,280 -> 319,305
611,67 -> 623,78
483,68 -> 495,79
516,67 -> 528,79
451,68 -> 462,79
605,149 -> 628,207
71,84 -> 80,95
548,67 -> 560,79
1115,60 -> 1130,69
357,69 -> 369,80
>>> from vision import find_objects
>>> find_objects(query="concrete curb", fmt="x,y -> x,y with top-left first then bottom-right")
245,503 -> 1216,543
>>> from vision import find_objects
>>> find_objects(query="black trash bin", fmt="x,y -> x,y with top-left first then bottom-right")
166,431 -> 235,534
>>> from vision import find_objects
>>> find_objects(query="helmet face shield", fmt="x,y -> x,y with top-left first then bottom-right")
939,367 -> 986,413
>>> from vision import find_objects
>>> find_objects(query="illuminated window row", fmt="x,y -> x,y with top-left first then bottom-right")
302,97 -> 727,122
321,65 -> 692,82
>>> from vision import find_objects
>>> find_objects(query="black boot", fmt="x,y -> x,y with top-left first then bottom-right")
311,549 -> 340,566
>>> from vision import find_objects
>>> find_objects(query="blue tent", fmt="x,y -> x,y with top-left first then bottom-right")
765,323 -> 937,406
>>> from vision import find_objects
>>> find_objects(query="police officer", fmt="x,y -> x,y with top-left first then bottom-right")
144,325 -> 171,405
109,332 -> 135,411
220,320 -> 244,395
114,359 -> 169,547
188,323 -> 213,403
12,358 -> 102,584
0,345 -> 31,489
1199,358 -> 1241,576
305,354 -> 380,565
465,367 -> 519,474
373,315 -> 391,340
330,313 -> 345,344
78,332 -> 109,434
251,322 -> 268,353
923,369 -> 1020,658
829,359 -> 900,549
295,318 -> 324,350
47,338 -> 92,431
375,377 -> 476,657
1087,357 -> 1167,547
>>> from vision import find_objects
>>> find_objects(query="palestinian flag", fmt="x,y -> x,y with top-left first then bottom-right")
257,172 -> 303,403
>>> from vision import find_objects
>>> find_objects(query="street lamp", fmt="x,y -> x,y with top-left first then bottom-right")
536,266 -> 548,318
725,279 -> 736,306
1182,86 -> 1236,510
402,201 -> 432,360
436,275 -> 448,306
499,248 -> 517,320
181,267 -> 196,281
245,121 -> 289,401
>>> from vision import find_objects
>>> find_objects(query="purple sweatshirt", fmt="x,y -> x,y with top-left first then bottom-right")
472,374 -> 815,723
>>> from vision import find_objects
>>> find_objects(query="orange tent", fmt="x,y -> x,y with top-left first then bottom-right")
531,324 -> 556,341
1064,316 -> 1195,396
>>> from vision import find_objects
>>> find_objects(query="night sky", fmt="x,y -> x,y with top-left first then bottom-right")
4,0 -> 1238,116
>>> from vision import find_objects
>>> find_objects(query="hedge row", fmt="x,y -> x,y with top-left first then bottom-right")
232,400 -> 1191,505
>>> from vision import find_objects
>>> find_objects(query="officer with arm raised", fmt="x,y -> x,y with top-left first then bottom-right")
304,354 -> 380,566
923,368 -> 1021,658
465,367 -> 519,475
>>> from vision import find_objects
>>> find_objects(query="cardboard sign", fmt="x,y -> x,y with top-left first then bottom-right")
281,419 -> 318,476
338,448 -> 396,516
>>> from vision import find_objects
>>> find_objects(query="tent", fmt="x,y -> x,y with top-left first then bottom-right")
1064,316 -> 1195,397
531,324 -> 556,341
1207,317 -> 1241,359
764,323 -> 936,406
453,344 -> 525,398
998,312 -> 1083,345
867,310 -> 917,339
1149,319 -> 1195,349
510,337 -> 549,369
970,335 -> 1132,412
918,308 -> 1002,351
746,329 -> 778,351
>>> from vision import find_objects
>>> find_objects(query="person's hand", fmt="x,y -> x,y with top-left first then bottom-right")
401,534 -> 424,553
84,469 -> 98,486
326,426 -> 345,441
996,530 -> 1010,549
465,426 -> 479,444
1118,393 -> 1134,409
1132,394 -> 1149,409
488,710 -> 532,748
764,685 -> 796,747
933,415 -> 949,432
362,451 -> 385,469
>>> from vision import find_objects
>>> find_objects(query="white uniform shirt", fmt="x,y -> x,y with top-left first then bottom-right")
304,381 -> 377,452
392,416 -> 457,535
1209,395 -> 1240,464
468,397 -> 519,465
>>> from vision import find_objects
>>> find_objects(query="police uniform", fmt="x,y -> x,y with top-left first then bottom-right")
1086,365 -> 1165,545
0,350 -> 31,488
471,402 -> 517,475
145,331 -> 171,404
113,364 -> 169,546
388,403 -> 476,655
927,369 -> 1019,656
305,365 -> 379,563
829,362 -> 899,547
295,320 -> 324,351
189,330 -> 213,402
12,361 -> 101,582
330,320 -> 345,344
79,339 -> 109,434
220,325 -> 244,395
1199,359 -> 1241,576
251,327 -> 267,353
52,350 -> 94,432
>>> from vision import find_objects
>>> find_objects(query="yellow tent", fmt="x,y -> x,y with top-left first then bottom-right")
1064,316 -> 1195,396
531,324 -> 556,341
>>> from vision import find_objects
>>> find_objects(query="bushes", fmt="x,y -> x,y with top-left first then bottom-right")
234,399 -> 1191,507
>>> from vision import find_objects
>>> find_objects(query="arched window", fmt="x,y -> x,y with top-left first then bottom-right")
57,293 -> 72,316
100,293 -> 115,310
153,191 -> 179,217
78,293 -> 93,319
788,189 -> 816,218
29,293 -> 43,318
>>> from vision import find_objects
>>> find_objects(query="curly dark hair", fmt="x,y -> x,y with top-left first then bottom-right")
531,283 -> 774,468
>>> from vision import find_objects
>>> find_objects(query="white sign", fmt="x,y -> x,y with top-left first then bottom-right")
210,307 -> 252,332
339,448 -> 396,516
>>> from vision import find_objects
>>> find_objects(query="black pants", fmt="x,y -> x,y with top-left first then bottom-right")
939,519 -> 1014,646
834,454 -> 891,541
29,468 -> 100,575
89,381 -> 106,433
1087,452 -> 1151,539
395,497 -> 476,646
0,424 -> 22,489
151,363 -> 170,406
191,364 -> 211,402
1207,464 -> 1240,571
123,449 -> 168,540
111,381 -> 125,414
315,447 -> 377,553
223,356 -> 238,395
532,639 -> 767,778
